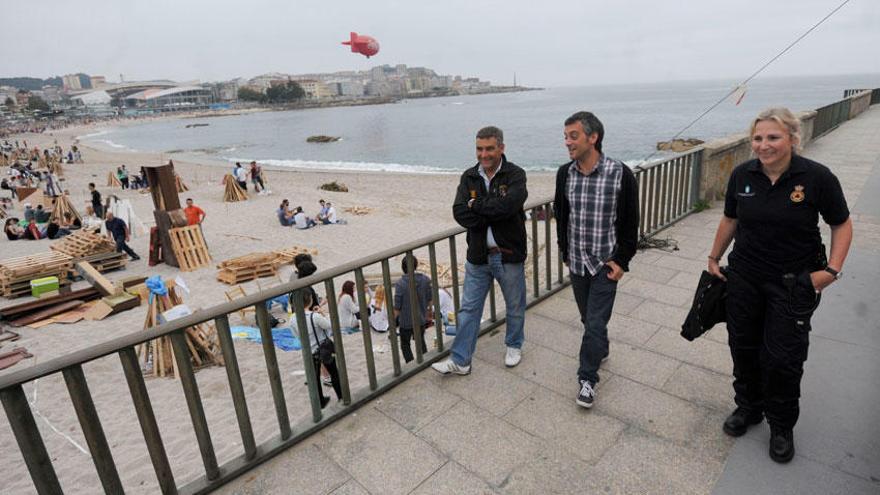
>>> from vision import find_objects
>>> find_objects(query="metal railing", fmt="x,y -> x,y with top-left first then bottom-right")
843,88 -> 880,104
633,148 -> 702,238
812,97 -> 853,139
0,197 -> 572,495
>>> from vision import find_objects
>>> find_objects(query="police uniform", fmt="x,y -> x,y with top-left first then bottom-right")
723,154 -> 849,430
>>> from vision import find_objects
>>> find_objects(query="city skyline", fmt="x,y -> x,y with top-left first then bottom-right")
3,0 -> 878,88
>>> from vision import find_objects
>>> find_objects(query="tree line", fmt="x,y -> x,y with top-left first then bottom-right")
238,81 -> 305,104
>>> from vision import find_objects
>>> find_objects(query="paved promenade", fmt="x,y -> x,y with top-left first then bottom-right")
218,107 -> 880,495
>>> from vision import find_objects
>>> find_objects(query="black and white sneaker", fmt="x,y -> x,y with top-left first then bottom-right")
576,380 -> 596,408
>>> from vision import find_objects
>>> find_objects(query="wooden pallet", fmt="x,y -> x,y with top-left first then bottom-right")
50,230 -> 116,258
78,251 -> 128,274
222,174 -> 248,202
168,225 -> 211,272
272,246 -> 319,265
0,252 -> 74,281
217,264 -> 277,285
3,276 -> 72,299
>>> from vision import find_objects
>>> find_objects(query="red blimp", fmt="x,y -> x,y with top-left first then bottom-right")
341,32 -> 380,58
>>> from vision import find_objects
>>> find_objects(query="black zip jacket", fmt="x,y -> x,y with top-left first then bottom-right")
452,156 -> 528,264
553,160 -> 639,271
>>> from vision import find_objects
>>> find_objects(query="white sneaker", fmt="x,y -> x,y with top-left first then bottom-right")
431,359 -> 471,375
505,347 -> 522,367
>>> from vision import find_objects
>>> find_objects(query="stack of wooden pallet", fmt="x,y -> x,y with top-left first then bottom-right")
168,225 -> 212,271
343,206 -> 373,216
222,174 -> 248,202
138,280 -> 223,378
51,230 -> 116,258
217,252 -> 281,284
50,231 -> 128,274
0,252 -> 74,298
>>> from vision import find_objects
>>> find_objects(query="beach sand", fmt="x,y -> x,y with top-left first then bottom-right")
0,123 -> 557,494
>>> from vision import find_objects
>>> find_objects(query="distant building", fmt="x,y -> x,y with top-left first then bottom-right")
62,74 -> 82,91
0,87 -> 17,106
71,90 -> 112,107
296,79 -> 333,99
123,86 -> 214,110
332,81 -> 364,97
15,90 -> 30,108
90,76 -> 107,88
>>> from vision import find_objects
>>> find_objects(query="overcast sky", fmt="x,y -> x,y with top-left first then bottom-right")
3,0 -> 877,87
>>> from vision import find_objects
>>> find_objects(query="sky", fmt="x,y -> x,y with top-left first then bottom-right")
3,0 -> 878,87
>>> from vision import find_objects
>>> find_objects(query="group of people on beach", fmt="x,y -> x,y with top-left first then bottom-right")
276,198 -> 341,229
283,106 -> 852,466
233,161 -> 268,194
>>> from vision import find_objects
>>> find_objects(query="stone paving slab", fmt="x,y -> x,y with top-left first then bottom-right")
411,461 -> 497,495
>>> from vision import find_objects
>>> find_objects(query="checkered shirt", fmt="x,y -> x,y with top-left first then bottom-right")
566,155 -> 623,276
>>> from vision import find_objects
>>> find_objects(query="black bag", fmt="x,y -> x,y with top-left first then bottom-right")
681,269 -> 727,341
310,313 -> 335,365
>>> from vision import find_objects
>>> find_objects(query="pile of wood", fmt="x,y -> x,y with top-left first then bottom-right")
51,230 -> 116,258
223,174 -> 248,202
217,252 -> 281,284
137,281 -> 223,378
175,174 -> 189,192
168,225 -> 212,271
107,172 -> 122,187
343,206 -> 372,216
49,194 -> 81,224
0,252 -> 73,298
273,245 -> 319,265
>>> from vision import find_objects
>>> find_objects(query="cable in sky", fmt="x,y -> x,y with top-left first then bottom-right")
638,0 -> 853,166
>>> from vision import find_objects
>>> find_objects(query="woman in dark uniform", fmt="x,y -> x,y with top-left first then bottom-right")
707,107 -> 853,463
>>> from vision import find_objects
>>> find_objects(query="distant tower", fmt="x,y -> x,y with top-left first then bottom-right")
119,73 -> 124,83
513,72 -> 517,88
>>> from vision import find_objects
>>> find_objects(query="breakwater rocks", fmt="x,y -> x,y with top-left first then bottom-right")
656,138 -> 704,152
307,135 -> 341,143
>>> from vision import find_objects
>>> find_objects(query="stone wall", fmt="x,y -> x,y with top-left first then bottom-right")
849,90 -> 872,119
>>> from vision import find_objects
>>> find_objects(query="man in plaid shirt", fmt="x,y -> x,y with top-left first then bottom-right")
554,111 -> 639,408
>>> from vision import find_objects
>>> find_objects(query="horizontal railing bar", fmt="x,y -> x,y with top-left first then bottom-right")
0,197 -> 557,391
632,148 -> 703,173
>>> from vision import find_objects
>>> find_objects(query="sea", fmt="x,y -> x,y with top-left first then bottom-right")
79,73 -> 880,173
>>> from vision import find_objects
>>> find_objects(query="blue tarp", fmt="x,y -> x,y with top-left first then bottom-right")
230,325 -> 302,351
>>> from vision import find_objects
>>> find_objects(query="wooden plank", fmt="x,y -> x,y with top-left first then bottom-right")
75,262 -> 119,296
9,300 -> 84,327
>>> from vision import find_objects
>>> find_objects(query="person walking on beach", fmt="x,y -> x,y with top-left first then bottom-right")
105,211 -> 140,261
88,183 -> 103,219
432,126 -> 528,376
554,111 -> 638,409
394,255 -> 432,363
249,161 -> 266,193
233,162 -> 248,191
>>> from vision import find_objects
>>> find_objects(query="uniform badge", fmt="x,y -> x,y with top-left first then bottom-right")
790,185 -> 805,203
498,185 -> 508,197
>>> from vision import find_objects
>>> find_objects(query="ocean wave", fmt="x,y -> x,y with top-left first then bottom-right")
227,157 -> 458,175
75,129 -> 111,140
93,139 -> 136,151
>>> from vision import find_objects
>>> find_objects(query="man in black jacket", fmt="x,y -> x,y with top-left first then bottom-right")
432,126 -> 528,376
554,111 -> 639,408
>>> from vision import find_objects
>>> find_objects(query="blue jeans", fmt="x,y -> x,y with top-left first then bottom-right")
570,266 -> 618,384
450,253 -> 526,366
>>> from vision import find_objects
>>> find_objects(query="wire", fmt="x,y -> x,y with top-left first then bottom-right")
639,0 -> 853,165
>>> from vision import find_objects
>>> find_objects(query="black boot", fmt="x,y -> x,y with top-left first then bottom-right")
723,407 -> 763,437
319,395 -> 330,409
769,426 -> 795,463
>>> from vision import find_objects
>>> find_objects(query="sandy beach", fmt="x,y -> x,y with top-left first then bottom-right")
0,120 -> 556,494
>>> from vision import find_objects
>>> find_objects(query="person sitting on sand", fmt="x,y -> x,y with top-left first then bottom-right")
4,218 -> 24,240
81,205 -> 102,232
44,219 -> 71,239
33,204 -> 50,223
316,199 -> 330,223
293,206 -> 316,229
60,212 -> 82,231
277,199 -> 295,226
23,203 -> 35,223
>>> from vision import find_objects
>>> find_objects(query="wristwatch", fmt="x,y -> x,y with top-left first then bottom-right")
824,266 -> 842,280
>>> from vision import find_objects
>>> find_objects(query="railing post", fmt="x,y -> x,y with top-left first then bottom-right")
404,251 -> 425,364
255,303 -> 292,438
293,290 -> 323,422
62,365 -> 125,494
0,385 -> 63,495
354,268 -> 378,388
213,314 -> 257,460
545,204 -> 552,291
428,243 -> 444,351
449,236 -> 461,322
170,330 -> 220,481
119,347 -> 177,494
531,208 -> 539,299
690,150 -> 703,207
381,259 -> 403,376
324,278 -> 352,404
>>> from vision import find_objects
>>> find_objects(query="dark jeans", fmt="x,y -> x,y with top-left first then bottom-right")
312,354 -> 342,401
570,265 -> 618,384
726,267 -> 817,430
399,327 -> 427,363
237,180 -> 247,191
114,238 -> 139,259
252,175 -> 265,191
121,177 -> 129,189
93,203 -> 104,219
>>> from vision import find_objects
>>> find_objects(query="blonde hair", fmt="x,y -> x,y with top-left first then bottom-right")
373,285 -> 385,307
749,107 -> 802,154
